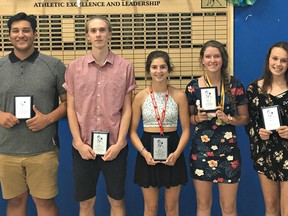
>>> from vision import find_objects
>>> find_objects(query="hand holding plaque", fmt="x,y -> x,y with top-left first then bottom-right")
14,95 -> 33,119
151,135 -> 169,161
91,131 -> 109,155
261,105 -> 282,131
199,87 -> 217,112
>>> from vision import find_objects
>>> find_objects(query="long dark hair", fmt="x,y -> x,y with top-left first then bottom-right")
261,41 -> 288,94
200,40 -> 235,109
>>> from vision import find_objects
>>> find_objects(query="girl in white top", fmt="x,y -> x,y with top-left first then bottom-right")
129,50 -> 190,216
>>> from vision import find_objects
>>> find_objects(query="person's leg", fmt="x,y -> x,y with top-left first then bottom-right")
280,181 -> 288,216
79,197 -> 96,216
259,174 -> 280,216
193,179 -> 213,216
141,186 -> 159,216
107,196 -> 125,216
25,151 -> 59,216
32,197 -> 58,216
164,185 -> 181,216
102,146 -> 128,216
218,183 -> 238,216
0,155 -> 29,216
6,191 -> 28,216
72,147 -> 100,215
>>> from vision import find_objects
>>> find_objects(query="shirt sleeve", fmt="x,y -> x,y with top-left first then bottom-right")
185,79 -> 198,106
231,77 -> 248,106
125,62 -> 137,94
54,60 -> 66,96
62,63 -> 75,96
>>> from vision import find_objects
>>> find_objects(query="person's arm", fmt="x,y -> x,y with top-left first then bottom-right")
215,104 -> 249,126
232,104 -> 249,126
129,91 -> 156,165
165,90 -> 190,166
67,92 -> 95,160
129,93 -> 144,152
189,105 -> 197,125
245,84 -> 267,159
245,85 -> 259,133
102,91 -> 133,161
216,78 -> 249,126
189,105 -> 210,124
0,110 -> 19,128
247,93 -> 269,141
276,125 -> 288,139
26,93 -> 67,131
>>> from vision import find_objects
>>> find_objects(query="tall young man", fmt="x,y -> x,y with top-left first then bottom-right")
63,16 -> 136,216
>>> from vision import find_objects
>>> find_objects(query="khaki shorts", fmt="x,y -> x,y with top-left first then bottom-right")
0,151 -> 59,199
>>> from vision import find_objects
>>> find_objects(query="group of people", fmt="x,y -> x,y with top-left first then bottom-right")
0,12 -> 287,216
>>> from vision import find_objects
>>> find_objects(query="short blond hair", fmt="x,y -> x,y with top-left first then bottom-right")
85,15 -> 112,33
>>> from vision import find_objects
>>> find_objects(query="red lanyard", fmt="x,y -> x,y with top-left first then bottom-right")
149,85 -> 169,135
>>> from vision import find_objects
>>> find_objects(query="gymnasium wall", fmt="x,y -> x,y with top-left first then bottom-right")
0,0 -> 233,93
1,0 -> 288,215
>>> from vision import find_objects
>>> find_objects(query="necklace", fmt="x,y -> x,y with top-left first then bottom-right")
149,85 -> 169,135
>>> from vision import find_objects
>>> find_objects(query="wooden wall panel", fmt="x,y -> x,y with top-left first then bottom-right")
0,0 -> 233,92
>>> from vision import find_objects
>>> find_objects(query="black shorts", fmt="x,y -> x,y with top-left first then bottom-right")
134,131 -> 187,188
72,145 -> 128,202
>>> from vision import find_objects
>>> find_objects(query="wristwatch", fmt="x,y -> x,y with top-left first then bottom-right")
227,114 -> 233,124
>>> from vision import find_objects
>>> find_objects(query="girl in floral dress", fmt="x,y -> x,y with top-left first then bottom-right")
246,42 -> 288,216
185,40 -> 249,216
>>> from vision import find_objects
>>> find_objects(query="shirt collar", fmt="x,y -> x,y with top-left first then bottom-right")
9,49 -> 39,63
87,50 -> 114,66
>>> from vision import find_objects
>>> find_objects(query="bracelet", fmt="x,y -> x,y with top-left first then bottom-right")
140,146 -> 146,156
194,115 -> 199,124
227,114 -> 233,124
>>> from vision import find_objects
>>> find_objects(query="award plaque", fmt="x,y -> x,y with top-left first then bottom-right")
151,135 -> 169,161
14,95 -> 33,119
261,105 -> 282,131
200,87 -> 217,112
91,131 -> 109,155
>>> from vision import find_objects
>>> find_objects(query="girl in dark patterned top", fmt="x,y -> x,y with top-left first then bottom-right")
246,41 -> 288,216
185,40 -> 249,216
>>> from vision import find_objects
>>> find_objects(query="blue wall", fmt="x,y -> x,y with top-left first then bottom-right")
1,0 -> 288,215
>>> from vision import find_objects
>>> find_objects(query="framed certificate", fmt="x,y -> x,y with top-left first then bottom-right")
91,131 -> 109,155
261,105 -> 282,131
200,87 -> 217,112
151,135 -> 169,161
14,95 -> 33,119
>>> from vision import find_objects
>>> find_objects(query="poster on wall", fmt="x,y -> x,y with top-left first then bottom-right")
201,0 -> 227,8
